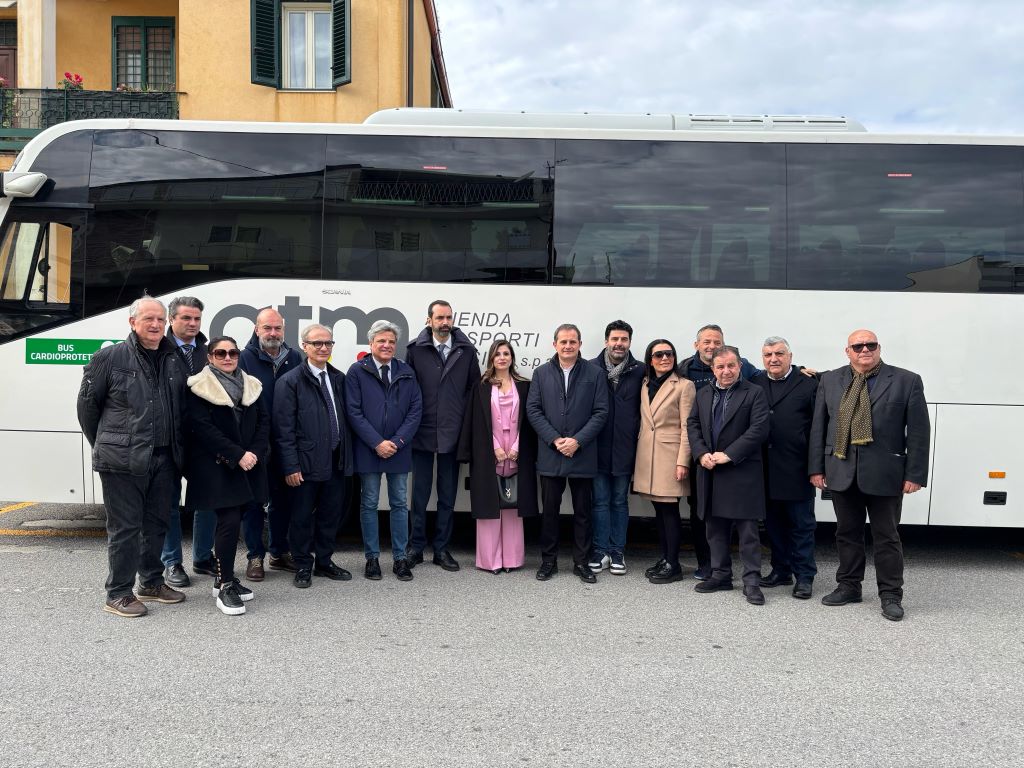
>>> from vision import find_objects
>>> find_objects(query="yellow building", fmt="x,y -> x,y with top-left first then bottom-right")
0,0 -> 452,166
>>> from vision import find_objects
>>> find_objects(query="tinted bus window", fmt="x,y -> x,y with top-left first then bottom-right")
552,140 -> 786,288
324,136 -> 554,284
788,144 -> 1024,292
85,131 -> 325,315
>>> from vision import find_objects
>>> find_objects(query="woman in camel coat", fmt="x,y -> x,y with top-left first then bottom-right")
632,338 -> 696,584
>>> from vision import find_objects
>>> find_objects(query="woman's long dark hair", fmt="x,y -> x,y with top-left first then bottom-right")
482,339 -> 528,384
643,338 -> 677,380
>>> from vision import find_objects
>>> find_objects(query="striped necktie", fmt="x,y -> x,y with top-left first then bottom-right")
181,344 -> 194,371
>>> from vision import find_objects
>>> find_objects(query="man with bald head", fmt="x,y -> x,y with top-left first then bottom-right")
809,329 -> 930,621
78,295 -> 188,617
239,307 -> 304,579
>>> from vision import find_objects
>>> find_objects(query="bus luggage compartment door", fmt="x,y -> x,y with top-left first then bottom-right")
0,430 -> 84,503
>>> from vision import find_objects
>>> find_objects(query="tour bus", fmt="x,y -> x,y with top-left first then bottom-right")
0,110 -> 1019,526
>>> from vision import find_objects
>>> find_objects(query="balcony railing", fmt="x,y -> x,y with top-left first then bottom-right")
0,89 -> 181,150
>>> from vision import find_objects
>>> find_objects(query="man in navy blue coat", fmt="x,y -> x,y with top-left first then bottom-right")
345,320 -> 423,582
405,300 -> 480,572
587,320 -> 643,576
239,307 -> 304,580
527,324 -> 609,584
751,336 -> 819,600
274,323 -> 353,589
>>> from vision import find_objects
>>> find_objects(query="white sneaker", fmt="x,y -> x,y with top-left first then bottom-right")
609,553 -> 627,575
215,583 -> 246,616
588,553 -> 611,574
212,579 -> 254,602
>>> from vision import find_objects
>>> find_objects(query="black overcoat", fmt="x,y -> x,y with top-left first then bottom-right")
686,378 -> 769,521
406,327 -> 480,454
588,352 -> 644,477
184,367 -> 269,510
457,379 -> 539,519
751,367 -> 819,501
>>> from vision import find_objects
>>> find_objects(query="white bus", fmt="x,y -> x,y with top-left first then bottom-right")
0,110 -> 1020,526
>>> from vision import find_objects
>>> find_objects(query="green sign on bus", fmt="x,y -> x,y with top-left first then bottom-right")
25,338 -> 122,365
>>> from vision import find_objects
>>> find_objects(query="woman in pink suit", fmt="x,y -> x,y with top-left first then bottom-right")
458,340 -> 538,572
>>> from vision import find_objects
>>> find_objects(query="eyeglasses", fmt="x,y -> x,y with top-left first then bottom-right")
849,342 -> 879,353
304,340 -> 336,349
211,349 -> 240,359
652,350 -> 675,359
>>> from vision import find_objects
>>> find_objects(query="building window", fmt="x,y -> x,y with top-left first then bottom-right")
251,0 -> 350,89
282,3 -> 332,89
0,21 -> 17,47
112,17 -> 175,90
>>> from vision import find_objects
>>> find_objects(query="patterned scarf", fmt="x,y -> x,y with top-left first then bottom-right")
604,350 -> 629,390
833,362 -> 882,459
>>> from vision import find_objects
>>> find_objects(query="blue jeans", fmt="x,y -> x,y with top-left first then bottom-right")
240,500 -> 268,560
161,477 -> 216,567
765,498 -> 818,581
410,450 -> 459,555
591,473 -> 631,558
359,472 -> 410,561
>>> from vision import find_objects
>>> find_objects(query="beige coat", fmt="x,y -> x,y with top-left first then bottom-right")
632,373 -> 696,501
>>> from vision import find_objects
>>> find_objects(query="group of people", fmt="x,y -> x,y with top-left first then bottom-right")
77,295 -> 930,622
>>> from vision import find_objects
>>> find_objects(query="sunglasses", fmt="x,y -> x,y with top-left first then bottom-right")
211,348 -> 240,359
849,342 -> 879,353
304,340 -> 336,349
652,350 -> 675,359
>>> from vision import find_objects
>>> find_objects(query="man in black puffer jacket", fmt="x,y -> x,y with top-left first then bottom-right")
77,295 -> 188,618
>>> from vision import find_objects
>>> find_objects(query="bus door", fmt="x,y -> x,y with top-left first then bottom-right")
0,206 -> 86,341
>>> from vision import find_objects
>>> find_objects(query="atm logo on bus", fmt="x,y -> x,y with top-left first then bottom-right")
25,338 -> 121,365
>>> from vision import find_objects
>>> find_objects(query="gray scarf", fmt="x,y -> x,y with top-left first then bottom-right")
604,350 -> 629,390
211,366 -> 245,422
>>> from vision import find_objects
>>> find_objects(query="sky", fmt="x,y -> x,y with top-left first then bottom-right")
433,0 -> 1024,135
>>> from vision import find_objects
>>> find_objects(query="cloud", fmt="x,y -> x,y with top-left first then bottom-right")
434,0 -> 1024,134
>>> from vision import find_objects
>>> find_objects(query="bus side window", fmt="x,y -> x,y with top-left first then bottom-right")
0,221 -> 71,306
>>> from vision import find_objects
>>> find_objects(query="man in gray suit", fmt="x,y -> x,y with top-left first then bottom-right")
809,329 -> 930,621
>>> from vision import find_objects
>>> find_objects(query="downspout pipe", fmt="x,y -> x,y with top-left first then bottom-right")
407,0 -> 415,106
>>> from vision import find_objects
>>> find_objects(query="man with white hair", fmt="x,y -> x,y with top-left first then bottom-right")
77,294 -> 188,617
345,320 -> 423,582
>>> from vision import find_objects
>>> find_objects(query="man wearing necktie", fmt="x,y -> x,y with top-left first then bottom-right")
346,320 -> 423,581
160,295 -> 214,589
687,346 -> 770,605
273,324 -> 353,588
405,300 -> 480,572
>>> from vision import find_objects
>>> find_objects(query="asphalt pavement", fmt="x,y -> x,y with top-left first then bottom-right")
0,500 -> 1022,768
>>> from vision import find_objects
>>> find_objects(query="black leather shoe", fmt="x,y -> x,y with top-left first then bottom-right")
393,558 -> 413,581
648,562 -> 684,584
364,557 -> 382,581
792,580 -> 813,599
821,586 -> 863,606
573,563 -> 597,584
164,564 -> 191,588
881,597 -> 905,621
406,550 -> 424,567
294,569 -> 312,589
191,558 -> 216,577
644,558 -> 667,578
694,578 -> 734,593
743,585 -> 766,605
314,561 -> 352,581
758,571 -> 794,588
433,550 -> 460,572
536,561 -> 558,581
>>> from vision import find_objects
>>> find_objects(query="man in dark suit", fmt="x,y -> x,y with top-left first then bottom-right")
526,323 -> 608,584
686,346 -> 770,605
809,329 -> 929,621
751,336 -> 819,600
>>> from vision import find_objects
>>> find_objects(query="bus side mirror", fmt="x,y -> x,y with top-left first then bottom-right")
1,172 -> 49,199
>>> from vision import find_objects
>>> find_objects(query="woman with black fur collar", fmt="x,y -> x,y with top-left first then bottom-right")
184,336 -> 269,615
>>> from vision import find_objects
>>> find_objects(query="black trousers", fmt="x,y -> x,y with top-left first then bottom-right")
705,516 -> 762,586
99,450 -> 176,599
213,504 -> 244,584
830,486 -> 904,598
539,475 -> 593,567
686,460 -> 711,568
287,469 -> 350,571
651,499 -> 682,566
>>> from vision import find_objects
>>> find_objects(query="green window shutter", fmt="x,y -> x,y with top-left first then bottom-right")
251,0 -> 280,87
331,0 -> 351,87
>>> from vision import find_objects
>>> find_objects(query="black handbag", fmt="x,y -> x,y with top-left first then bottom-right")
496,473 -> 518,509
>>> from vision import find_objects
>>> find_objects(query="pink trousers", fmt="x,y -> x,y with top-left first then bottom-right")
475,509 -> 524,571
